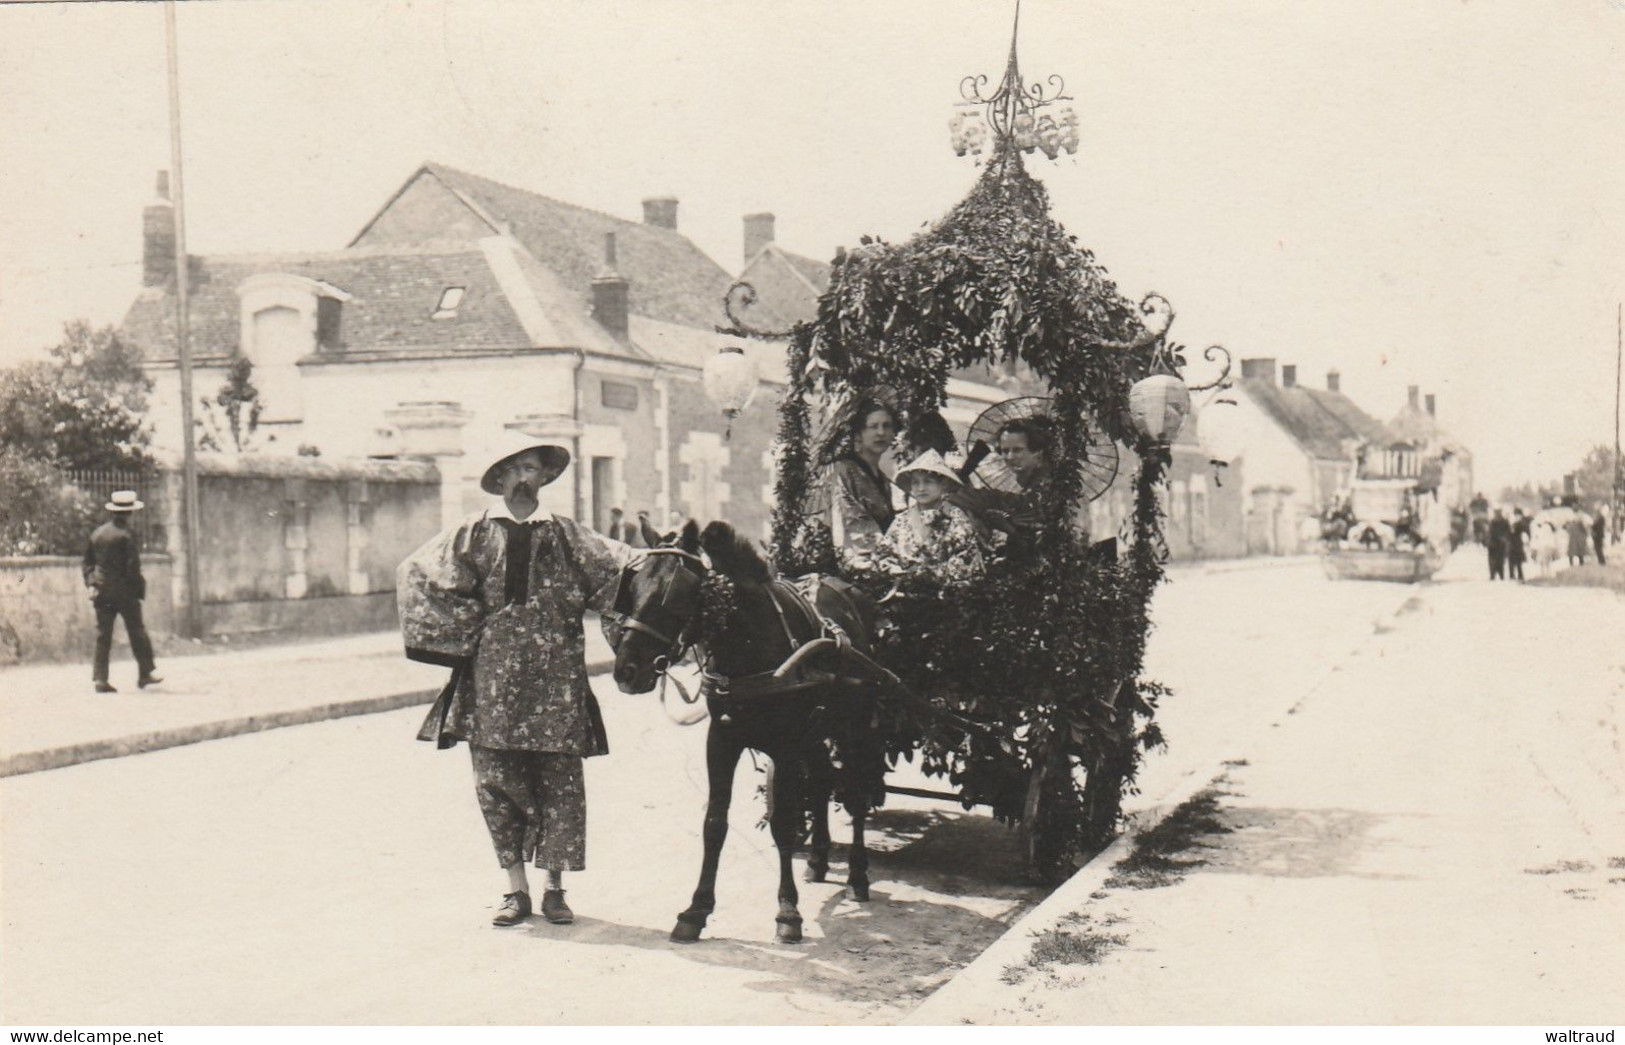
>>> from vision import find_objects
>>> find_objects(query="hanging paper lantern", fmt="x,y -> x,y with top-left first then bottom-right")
1128,373 -> 1192,444
703,345 -> 758,440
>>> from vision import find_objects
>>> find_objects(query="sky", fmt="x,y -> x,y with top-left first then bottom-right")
1,0 -> 1621,492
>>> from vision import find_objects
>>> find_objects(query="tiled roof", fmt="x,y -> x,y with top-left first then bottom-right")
1379,402 -> 1471,456
413,163 -> 735,331
1243,379 -> 1383,461
736,244 -> 832,330
122,246 -> 533,361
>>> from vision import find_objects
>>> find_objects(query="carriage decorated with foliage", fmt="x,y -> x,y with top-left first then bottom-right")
606,15 -> 1231,944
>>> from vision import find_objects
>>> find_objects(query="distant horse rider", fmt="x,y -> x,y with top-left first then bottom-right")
82,490 -> 160,694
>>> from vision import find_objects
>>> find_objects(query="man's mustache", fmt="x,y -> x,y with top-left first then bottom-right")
510,480 -> 537,500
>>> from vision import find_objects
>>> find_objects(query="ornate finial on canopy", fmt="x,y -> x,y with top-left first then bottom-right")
950,0 -> 1080,160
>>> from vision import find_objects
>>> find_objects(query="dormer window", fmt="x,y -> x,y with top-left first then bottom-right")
433,287 -> 466,319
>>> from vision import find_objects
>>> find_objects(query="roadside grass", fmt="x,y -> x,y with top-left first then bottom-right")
1102,785 -> 1233,890
1001,782 -> 1236,986
1526,558 -> 1625,593
1524,859 -> 1593,876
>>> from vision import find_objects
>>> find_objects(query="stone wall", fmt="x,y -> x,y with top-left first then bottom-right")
155,452 -> 440,636
0,453 -> 440,662
0,554 -> 174,665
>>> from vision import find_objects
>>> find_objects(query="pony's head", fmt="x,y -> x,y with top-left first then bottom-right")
607,520 -> 705,694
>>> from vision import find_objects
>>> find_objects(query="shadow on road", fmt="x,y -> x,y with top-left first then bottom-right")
1201,805 -> 1422,881
518,805 -> 1044,1011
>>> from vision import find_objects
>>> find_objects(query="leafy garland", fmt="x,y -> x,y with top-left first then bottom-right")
767,140 -> 1175,878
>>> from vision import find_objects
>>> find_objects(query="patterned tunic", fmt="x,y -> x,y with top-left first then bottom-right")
808,456 -> 896,569
875,501 -> 990,587
399,507 -> 634,755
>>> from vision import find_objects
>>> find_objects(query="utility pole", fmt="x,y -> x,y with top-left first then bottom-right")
166,1 -> 203,639
1614,302 -> 1621,542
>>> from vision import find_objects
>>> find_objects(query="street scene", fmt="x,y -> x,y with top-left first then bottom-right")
2,0 -> 1623,1033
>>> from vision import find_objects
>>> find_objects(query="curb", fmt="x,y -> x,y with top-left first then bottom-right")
905,580 -> 1420,1025
0,656 -> 617,779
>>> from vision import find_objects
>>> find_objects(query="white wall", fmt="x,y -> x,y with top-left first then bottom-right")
1200,390 -> 1317,552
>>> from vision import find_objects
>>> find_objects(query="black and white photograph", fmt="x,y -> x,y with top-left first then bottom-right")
1,0 -> 1621,1035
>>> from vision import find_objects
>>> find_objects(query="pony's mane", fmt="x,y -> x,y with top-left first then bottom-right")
700,521 -> 771,584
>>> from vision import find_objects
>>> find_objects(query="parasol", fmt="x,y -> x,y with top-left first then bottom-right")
965,396 -> 1119,501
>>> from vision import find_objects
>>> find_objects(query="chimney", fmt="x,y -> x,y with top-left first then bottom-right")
143,170 -> 175,288
1425,393 -> 1436,417
591,232 -> 629,339
1326,369 -> 1340,393
1240,357 -> 1277,384
1281,364 -> 1297,388
641,196 -> 678,229
743,212 -> 776,265
1407,384 -> 1420,409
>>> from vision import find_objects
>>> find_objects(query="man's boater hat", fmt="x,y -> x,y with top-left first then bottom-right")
105,490 -> 144,512
479,432 -> 570,495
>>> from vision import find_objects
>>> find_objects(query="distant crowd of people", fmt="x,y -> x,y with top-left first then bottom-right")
1482,498 -> 1613,582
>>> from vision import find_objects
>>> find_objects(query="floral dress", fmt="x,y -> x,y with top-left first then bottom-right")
874,501 -> 991,588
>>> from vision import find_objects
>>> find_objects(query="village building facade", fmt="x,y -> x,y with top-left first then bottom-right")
1199,359 -> 1387,554
122,165 -> 1033,543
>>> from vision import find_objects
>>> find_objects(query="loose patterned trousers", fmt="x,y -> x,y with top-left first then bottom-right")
469,745 -> 586,871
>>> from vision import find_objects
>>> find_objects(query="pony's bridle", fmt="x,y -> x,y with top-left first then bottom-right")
601,547 -> 708,666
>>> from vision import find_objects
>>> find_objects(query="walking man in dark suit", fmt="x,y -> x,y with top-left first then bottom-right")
83,490 -> 160,693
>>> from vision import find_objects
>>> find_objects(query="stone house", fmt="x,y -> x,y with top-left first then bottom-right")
124,163 -> 796,538
1199,359 -> 1386,554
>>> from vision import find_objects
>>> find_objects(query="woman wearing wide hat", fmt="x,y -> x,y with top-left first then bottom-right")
82,490 -> 161,693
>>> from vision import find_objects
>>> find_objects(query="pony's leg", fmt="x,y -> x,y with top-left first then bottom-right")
803,757 -> 832,883
767,753 -> 806,943
671,727 -> 743,944
847,804 -> 870,902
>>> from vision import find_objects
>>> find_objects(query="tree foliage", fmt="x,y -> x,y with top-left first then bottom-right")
0,321 -> 153,471
196,356 -> 270,453
0,447 -> 103,555
1570,443 -> 1622,504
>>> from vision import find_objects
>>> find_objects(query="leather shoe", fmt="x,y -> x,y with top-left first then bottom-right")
541,889 -> 574,925
492,891 -> 531,927
94,682 -> 117,694
138,673 -> 163,689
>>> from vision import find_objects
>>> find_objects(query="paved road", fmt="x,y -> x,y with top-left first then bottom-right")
0,560 -> 1410,1025
931,569 -> 1625,1024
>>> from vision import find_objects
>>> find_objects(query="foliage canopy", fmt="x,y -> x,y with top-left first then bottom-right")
765,141 -> 1176,874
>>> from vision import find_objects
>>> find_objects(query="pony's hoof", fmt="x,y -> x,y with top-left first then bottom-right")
803,864 -> 829,884
774,920 -> 803,944
848,882 -> 870,903
670,921 -> 704,944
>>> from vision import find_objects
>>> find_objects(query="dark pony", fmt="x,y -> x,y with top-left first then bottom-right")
608,519 -> 882,944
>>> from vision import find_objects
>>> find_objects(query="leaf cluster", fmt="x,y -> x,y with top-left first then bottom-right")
0,321 -> 153,472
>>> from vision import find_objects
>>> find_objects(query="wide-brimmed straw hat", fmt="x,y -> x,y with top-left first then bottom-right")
893,450 -> 962,491
105,490 -> 144,512
479,432 -> 570,495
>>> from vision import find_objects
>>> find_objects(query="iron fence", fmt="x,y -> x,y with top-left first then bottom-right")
61,468 -> 166,552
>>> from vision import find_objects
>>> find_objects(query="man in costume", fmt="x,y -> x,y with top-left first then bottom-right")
398,435 -> 636,927
83,490 -> 160,693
